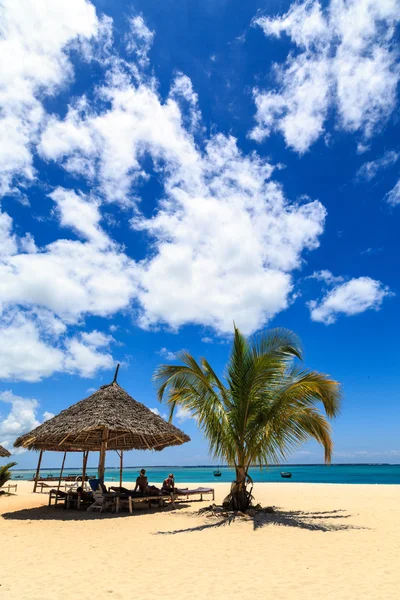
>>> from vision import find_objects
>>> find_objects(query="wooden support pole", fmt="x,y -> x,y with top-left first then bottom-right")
57,452 -> 67,492
33,450 -> 43,493
82,451 -> 89,488
98,428 -> 109,482
113,363 -> 120,383
119,450 -> 123,488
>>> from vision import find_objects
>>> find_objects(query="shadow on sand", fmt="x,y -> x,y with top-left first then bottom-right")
1,502 -> 191,522
155,507 -> 368,535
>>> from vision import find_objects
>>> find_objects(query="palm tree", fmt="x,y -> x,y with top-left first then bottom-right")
153,326 -> 341,511
0,462 -> 17,490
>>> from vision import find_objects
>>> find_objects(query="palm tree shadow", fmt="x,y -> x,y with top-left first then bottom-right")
155,507 -> 367,535
252,508 -> 365,532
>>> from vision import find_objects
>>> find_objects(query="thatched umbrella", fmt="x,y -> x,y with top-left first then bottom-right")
0,444 -> 11,458
14,365 -> 190,489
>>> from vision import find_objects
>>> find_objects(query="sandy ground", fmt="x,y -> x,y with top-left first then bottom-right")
1,481 -> 400,600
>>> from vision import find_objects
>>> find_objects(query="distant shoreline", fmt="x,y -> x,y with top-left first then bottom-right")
11,463 -> 399,471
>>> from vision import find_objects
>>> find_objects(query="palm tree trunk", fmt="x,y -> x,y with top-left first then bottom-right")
224,466 -> 251,511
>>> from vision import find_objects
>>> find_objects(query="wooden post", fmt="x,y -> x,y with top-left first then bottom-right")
33,450 -> 43,493
113,363 -> 120,383
82,451 -> 89,488
119,450 -> 123,488
57,452 -> 67,492
98,428 -> 109,482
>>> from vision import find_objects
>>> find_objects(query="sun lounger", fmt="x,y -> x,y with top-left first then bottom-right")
176,487 -> 215,501
109,486 -> 175,510
48,488 -> 68,507
36,481 -> 55,493
1,483 -> 17,493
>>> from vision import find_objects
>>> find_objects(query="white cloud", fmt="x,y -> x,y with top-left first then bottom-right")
134,134 -> 326,335
63,335 -> 114,378
361,247 -> 382,256
201,337 -> 213,344
0,4 -> 331,381
158,348 -> 178,361
125,15 -> 154,66
81,330 -> 114,348
149,407 -> 168,420
0,235 -> 138,322
0,311 -> 65,381
0,310 -> 115,381
38,32 -> 327,336
43,411 -> 55,421
356,150 -> 399,181
0,211 -> 18,257
385,179 -> 400,206
0,0 -> 99,195
0,390 -> 41,450
308,276 -> 392,324
307,270 -> 345,286
175,406 -> 193,423
49,187 -> 109,247
252,0 -> 400,152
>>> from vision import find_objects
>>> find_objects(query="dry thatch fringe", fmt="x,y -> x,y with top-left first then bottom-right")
14,381 -> 190,452
0,444 -> 11,458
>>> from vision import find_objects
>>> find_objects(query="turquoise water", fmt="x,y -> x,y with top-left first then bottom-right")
10,464 -> 400,484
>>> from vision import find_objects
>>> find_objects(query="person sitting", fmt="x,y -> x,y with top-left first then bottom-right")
134,469 -> 149,495
76,486 -> 92,502
134,469 -> 161,497
162,473 -> 175,493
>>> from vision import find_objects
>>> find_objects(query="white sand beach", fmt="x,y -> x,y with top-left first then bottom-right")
1,481 -> 400,600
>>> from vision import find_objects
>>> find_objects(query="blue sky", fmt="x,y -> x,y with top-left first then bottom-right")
1,0 -> 400,469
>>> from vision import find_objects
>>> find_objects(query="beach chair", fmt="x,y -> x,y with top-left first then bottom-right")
48,488 -> 68,507
87,479 -> 116,513
176,487 -> 215,502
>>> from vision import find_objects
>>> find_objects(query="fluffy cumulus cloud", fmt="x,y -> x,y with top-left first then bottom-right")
35,5 -> 327,337
0,390 -> 47,451
308,276 -> 392,324
0,1 -> 384,382
0,0 -> 99,196
49,187 -> 109,247
0,309 -> 115,381
251,0 -> 400,152
157,348 -> 179,361
134,134 -> 326,334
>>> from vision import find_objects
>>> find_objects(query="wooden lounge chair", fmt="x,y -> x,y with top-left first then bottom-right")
1,483 -> 17,494
109,486 -> 175,510
176,487 -> 215,501
48,488 -> 68,507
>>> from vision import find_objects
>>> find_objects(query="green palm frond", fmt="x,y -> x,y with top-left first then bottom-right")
152,325 -> 341,477
0,462 -> 17,488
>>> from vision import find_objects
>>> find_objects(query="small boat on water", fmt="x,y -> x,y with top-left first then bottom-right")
213,469 -> 222,477
280,472 -> 292,479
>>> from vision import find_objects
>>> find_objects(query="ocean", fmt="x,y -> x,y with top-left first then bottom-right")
10,464 -> 400,484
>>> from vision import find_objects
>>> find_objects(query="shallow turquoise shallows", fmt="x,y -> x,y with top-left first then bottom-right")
10,464 -> 400,484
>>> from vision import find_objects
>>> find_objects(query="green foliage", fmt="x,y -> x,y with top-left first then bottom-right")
153,325 -> 341,477
0,462 -> 17,489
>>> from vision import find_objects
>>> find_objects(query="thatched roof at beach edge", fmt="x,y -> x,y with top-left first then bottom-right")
14,381 -> 190,452
0,444 -> 11,457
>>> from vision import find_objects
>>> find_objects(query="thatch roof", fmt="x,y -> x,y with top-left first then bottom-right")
14,380 -> 190,452
0,444 -> 11,457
